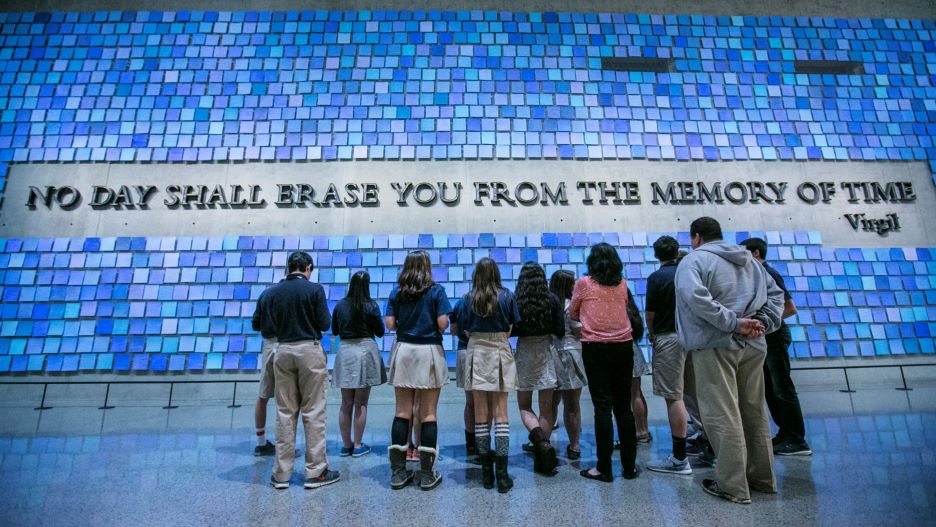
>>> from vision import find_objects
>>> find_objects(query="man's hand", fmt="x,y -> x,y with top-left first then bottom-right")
736,318 -> 765,339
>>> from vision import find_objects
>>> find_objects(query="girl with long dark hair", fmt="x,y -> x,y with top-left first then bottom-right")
458,257 -> 520,493
512,262 -> 564,475
385,251 -> 452,491
331,271 -> 386,458
571,242 -> 639,482
549,269 -> 588,460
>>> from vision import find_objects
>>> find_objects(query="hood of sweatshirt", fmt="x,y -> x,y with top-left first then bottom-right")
695,240 -> 752,267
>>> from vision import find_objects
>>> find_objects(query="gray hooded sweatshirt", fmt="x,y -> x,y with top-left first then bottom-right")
674,240 -> 785,352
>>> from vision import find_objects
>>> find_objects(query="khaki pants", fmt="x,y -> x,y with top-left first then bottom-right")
273,340 -> 328,481
694,342 -> 776,500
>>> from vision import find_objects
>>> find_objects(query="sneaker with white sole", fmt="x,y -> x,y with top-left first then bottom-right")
270,476 -> 289,490
304,468 -> 340,489
774,440 -> 812,457
646,455 -> 692,475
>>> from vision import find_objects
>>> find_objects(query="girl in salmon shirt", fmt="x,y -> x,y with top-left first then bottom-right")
570,242 -> 639,482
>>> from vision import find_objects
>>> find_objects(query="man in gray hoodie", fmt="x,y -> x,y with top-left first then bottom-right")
675,217 -> 785,505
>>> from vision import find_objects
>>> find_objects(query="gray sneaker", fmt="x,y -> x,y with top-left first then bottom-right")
646,455 -> 692,475
304,468 -> 340,489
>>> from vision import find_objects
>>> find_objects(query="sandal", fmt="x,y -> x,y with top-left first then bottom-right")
566,445 -> 581,460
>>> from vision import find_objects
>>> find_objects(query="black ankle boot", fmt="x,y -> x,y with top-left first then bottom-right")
481,452 -> 495,489
529,427 -> 556,475
494,454 -> 513,493
466,431 -> 478,457
529,427 -> 546,473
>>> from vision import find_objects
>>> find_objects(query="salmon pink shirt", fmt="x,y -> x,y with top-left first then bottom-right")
569,276 -> 633,343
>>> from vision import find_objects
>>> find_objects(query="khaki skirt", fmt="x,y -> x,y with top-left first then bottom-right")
516,335 -> 558,391
387,341 -> 449,389
465,332 -> 517,392
332,338 -> 387,389
552,336 -> 588,391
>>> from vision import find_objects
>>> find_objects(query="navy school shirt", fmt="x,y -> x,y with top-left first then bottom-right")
645,261 -> 678,335
331,298 -> 386,340
456,288 -> 521,335
252,274 -> 331,343
385,283 -> 453,345
450,298 -> 470,350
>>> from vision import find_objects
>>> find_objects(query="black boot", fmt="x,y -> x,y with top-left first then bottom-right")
481,452 -> 495,489
466,431 -> 478,457
529,427 -> 557,475
494,454 -> 513,493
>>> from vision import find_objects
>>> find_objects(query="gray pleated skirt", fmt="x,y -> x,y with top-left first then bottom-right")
552,336 -> 588,391
633,342 -> 651,377
515,335 -> 558,391
465,332 -> 517,392
387,341 -> 449,389
332,338 -> 387,389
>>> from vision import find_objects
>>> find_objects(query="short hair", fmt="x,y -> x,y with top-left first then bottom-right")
287,251 -> 313,273
740,237 -> 768,259
652,235 -> 679,262
689,217 -> 723,243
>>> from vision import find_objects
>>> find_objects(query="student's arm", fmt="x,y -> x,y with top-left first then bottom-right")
435,287 -> 452,333
551,297 -> 565,339
385,292 -> 397,331
436,314 -> 450,333
312,286 -> 331,333
645,311 -> 656,341
569,279 -> 584,322
369,302 -> 386,338
782,298 -> 798,319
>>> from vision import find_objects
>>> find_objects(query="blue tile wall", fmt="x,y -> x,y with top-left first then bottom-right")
0,231 -> 934,374
0,10 -> 932,179
0,9 -> 934,372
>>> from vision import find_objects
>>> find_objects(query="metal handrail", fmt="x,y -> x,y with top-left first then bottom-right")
1,361 -> 933,411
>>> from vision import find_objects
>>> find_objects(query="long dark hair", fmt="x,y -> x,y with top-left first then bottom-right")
515,262 -> 553,335
470,257 -> 502,317
398,250 -> 434,299
586,242 -> 623,286
346,270 -> 372,319
549,269 -> 576,302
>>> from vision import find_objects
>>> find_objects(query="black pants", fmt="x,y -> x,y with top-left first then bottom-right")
764,326 -> 806,443
582,341 -> 636,475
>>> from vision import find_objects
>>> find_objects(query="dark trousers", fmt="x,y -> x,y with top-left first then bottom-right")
582,341 -> 636,476
764,326 -> 806,443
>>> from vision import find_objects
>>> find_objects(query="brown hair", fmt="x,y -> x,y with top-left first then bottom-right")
397,250 -> 434,299
470,257 -> 502,317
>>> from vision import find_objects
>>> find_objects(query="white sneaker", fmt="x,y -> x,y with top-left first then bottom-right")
646,455 -> 692,475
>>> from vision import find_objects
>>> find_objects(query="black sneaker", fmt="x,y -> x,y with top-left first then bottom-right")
254,441 -> 275,457
771,435 -> 784,447
774,440 -> 812,457
304,468 -> 340,489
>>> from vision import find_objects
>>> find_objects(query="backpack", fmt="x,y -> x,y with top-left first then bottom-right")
626,286 -> 645,342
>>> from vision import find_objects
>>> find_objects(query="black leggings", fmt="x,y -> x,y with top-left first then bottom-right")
582,341 -> 636,475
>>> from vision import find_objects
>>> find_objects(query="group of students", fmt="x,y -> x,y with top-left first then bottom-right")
251,216 -> 810,505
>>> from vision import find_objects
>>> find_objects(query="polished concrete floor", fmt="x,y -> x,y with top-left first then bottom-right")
1,377 -> 934,527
